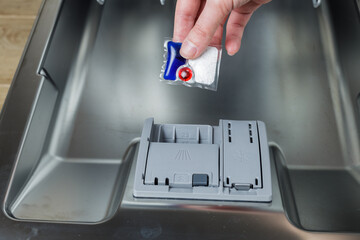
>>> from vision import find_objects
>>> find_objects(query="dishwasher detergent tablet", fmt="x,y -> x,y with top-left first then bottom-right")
160,40 -> 222,91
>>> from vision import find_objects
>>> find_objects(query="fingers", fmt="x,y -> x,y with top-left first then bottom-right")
225,1 -> 261,56
225,10 -> 252,56
180,1 -> 233,59
173,0 -> 201,42
176,0 -> 272,58
210,16 -> 227,46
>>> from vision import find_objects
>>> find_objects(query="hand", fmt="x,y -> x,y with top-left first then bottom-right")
173,0 -> 271,59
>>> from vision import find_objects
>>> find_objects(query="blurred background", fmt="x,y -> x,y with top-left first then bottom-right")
0,0 -> 42,109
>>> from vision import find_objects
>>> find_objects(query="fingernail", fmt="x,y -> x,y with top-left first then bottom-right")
227,50 -> 236,56
227,46 -> 237,56
180,40 -> 197,59
227,44 -> 240,56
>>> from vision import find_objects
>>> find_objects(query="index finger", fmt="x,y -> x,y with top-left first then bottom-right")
173,0 -> 201,42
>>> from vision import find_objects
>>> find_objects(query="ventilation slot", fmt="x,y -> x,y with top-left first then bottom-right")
249,123 -> 253,143
228,122 -> 232,143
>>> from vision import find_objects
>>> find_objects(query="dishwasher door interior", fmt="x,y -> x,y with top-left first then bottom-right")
1,0 -> 360,236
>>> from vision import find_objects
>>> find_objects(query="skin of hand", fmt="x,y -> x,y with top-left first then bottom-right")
173,0 -> 272,59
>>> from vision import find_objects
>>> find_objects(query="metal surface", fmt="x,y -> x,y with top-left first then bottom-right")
313,0 -> 322,8
97,0 -> 105,5
0,0 -> 359,238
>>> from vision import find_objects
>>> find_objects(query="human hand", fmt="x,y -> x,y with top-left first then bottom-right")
173,0 -> 271,59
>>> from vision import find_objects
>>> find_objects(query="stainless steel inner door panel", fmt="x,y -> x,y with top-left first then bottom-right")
0,0 -> 359,238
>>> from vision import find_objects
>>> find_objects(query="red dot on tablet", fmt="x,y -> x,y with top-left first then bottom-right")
178,67 -> 193,82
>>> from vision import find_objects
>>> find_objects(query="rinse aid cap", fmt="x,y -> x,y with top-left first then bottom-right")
178,66 -> 193,82
160,40 -> 222,91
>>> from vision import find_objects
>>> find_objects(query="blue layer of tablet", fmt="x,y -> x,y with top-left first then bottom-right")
164,41 -> 186,80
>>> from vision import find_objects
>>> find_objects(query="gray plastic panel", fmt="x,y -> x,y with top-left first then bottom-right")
155,124 -> 213,144
223,120 -> 262,189
134,118 -> 272,202
145,143 -> 219,187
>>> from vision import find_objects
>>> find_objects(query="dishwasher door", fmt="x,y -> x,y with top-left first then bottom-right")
0,0 -> 359,239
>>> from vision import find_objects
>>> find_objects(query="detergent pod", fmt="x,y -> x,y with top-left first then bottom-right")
160,40 -> 222,91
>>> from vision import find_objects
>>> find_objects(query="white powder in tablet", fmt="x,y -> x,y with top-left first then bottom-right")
189,46 -> 219,85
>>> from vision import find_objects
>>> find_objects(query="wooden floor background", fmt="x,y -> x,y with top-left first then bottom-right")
0,0 -> 42,110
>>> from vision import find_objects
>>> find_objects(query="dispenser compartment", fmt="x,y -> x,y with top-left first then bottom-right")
133,118 -> 272,202
223,120 -> 262,190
